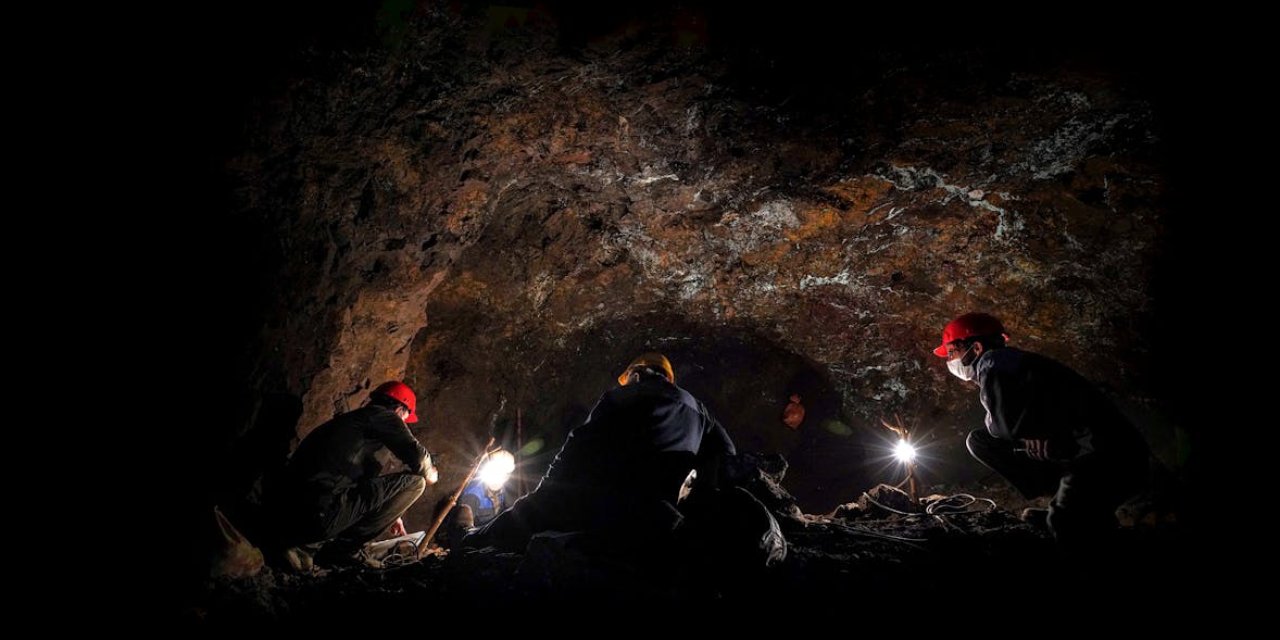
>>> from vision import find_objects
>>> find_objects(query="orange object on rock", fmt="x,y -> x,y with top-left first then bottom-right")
210,506 -> 263,579
782,394 -> 805,430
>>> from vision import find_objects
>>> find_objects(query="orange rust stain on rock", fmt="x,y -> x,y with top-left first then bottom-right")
372,140 -> 423,187
445,181 -> 490,233
824,177 -> 895,216
553,150 -> 592,165
785,204 -> 844,243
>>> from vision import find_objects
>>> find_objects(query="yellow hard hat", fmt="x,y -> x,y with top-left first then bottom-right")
617,352 -> 675,386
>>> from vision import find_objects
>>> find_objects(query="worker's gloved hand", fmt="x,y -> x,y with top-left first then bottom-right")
424,453 -> 440,484
416,452 -> 440,484
1021,439 -> 1050,461
1020,438 -> 1078,461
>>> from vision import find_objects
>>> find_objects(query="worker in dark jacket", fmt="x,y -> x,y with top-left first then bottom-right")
936,312 -> 1148,547
464,353 -> 735,551
273,380 -> 438,568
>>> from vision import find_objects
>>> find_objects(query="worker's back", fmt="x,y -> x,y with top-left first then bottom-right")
542,375 -> 734,501
283,405 -> 421,499
976,347 -> 1146,458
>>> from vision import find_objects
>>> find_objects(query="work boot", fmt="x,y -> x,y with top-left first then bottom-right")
1020,507 -> 1050,530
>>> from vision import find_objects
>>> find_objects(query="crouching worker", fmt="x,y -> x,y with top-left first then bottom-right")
935,312 -> 1149,552
270,381 -> 438,569
463,353 -> 735,553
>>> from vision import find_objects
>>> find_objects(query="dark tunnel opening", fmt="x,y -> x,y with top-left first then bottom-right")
407,309 -> 888,520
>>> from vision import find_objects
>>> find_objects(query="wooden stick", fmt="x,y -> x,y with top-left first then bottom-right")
516,408 -> 524,496
416,436 -> 496,560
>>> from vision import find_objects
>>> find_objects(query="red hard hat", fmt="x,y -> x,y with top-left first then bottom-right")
372,380 -> 418,423
933,312 -> 1009,357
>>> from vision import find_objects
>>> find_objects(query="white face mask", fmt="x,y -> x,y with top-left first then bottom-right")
947,344 -> 977,381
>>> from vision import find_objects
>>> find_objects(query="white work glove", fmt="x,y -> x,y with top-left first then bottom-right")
421,452 -> 439,484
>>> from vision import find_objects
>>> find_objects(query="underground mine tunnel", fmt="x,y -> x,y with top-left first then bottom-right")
175,1 -> 1210,626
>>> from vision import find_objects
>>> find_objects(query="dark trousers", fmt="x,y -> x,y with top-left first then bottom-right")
280,472 -> 425,558
966,429 -> 1145,546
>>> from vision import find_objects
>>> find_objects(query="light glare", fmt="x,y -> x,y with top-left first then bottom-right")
893,440 -> 916,464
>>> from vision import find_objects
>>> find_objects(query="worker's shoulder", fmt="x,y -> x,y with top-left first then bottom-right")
669,383 -> 711,413
983,347 -> 1084,382
333,404 -> 399,429
976,346 -> 1026,376
608,378 -> 699,404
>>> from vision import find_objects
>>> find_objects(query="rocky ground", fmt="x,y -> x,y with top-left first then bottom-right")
188,463 -> 1194,628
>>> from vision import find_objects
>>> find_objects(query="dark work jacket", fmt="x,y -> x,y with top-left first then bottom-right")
281,405 -> 427,504
541,375 -> 736,502
975,347 -> 1147,461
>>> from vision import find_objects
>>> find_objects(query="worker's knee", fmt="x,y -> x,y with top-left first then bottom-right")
966,429 -> 996,458
386,473 -> 426,504
406,474 -> 426,496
